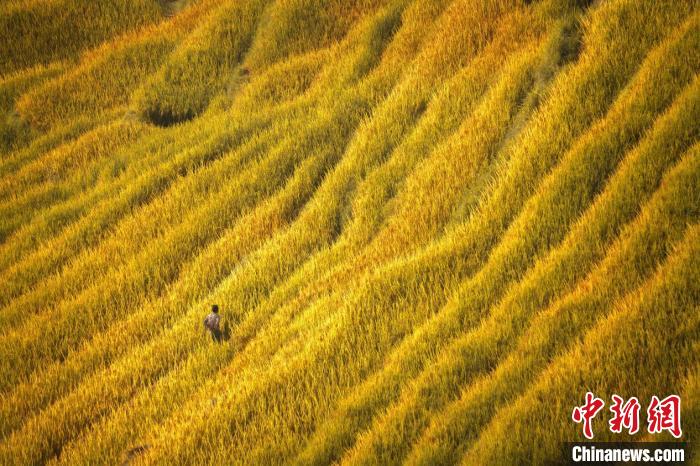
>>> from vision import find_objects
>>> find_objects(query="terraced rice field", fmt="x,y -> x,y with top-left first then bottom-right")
0,0 -> 698,464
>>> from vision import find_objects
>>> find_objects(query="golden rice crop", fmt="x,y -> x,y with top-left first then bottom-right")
0,0 -> 697,464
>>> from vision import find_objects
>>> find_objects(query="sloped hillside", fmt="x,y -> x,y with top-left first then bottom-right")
0,0 -> 698,464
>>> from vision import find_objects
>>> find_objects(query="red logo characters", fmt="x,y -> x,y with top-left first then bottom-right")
572,393 -> 681,439
647,395 -> 682,438
609,394 -> 641,435
572,392 -> 606,440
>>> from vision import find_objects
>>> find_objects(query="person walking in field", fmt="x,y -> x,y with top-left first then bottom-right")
204,304 -> 222,342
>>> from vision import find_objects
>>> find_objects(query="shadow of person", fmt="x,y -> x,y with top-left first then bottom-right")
121,444 -> 150,466
221,320 -> 232,342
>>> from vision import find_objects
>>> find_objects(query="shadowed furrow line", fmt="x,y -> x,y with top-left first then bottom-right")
0,0 -> 221,164
5,2 -> 472,461
0,117 -> 318,394
1,0 -> 696,464
0,111 -> 120,182
403,128 -> 700,466
0,120 -> 144,208
461,221 -> 700,464
0,116 -> 278,331
42,138 -> 363,466
0,2 -> 416,452
265,2 -> 576,331
0,101 -> 307,314
0,0 -> 164,75
119,1 -> 684,459
0,32 -> 337,279
0,123 -> 152,241
135,2 -> 696,461
0,125 -> 300,439
0,105 -> 346,442
0,130 -> 351,466
331,17 -> 698,466
303,38 -> 699,464
0,0 -> 404,326
0,1 -> 420,448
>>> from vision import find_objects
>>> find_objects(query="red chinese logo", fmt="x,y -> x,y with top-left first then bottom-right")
609,394 -> 640,435
572,392 -> 605,439
573,393 -> 682,439
647,395 -> 682,438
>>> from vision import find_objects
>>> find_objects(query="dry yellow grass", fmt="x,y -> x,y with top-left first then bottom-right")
0,0 -> 697,464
